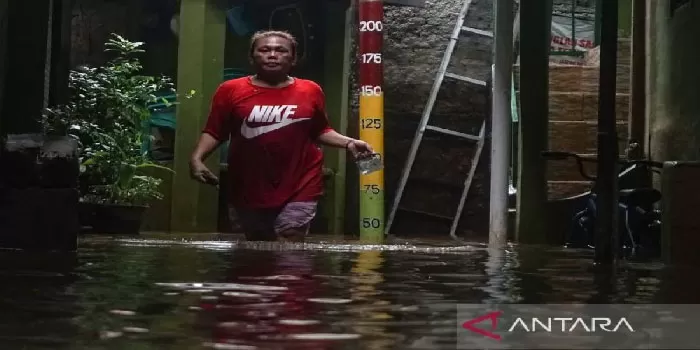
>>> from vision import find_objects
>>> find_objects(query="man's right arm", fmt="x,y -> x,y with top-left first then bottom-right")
190,83 -> 233,164
190,133 -> 221,164
189,83 -> 233,184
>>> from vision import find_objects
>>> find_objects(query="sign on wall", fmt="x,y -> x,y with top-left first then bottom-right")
549,15 -> 596,65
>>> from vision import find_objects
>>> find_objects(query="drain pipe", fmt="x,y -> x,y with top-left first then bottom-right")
489,0 -> 514,247
358,0 -> 385,243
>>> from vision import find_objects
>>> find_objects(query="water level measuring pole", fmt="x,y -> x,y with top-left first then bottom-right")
489,0 -> 514,247
358,0 -> 385,243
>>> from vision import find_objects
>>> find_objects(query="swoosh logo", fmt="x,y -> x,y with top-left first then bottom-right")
240,117 -> 311,139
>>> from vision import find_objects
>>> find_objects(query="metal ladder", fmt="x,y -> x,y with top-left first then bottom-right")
385,0 -> 517,239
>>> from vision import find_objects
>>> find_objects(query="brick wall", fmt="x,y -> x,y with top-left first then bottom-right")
513,38 -> 631,200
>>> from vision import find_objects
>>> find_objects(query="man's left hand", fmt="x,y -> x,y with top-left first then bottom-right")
346,139 -> 374,159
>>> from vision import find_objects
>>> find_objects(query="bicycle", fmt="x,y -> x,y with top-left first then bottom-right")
541,151 -> 663,260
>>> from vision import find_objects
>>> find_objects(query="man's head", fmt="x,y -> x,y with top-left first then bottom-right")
249,30 -> 297,77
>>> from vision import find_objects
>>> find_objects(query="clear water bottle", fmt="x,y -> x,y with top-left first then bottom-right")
356,153 -> 383,175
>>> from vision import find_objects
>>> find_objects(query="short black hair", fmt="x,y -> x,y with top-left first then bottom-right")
249,30 -> 298,58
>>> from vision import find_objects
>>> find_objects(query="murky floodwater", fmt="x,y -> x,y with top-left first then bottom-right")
0,234 -> 697,349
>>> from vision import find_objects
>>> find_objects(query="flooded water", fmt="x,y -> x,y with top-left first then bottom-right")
0,234 -> 697,349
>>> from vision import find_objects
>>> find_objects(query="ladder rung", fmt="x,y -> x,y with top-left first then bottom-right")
425,125 -> 481,141
444,72 -> 487,86
461,26 -> 493,38
398,207 -> 453,221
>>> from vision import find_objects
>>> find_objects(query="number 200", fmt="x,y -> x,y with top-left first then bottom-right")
360,21 -> 383,32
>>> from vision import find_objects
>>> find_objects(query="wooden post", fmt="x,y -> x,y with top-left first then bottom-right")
169,0 -> 226,233
627,0 -> 645,160
0,0 -> 8,135
617,0 -> 633,38
515,0 -> 552,244
48,0 -> 74,107
594,0 -> 619,265
0,0 -> 53,134
322,1 -> 353,236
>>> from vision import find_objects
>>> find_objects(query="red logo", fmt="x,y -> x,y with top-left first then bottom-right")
462,311 -> 503,340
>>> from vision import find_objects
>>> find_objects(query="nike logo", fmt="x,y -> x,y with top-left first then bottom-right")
240,104 -> 311,139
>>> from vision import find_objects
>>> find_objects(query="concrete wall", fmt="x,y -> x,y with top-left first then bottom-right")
345,0 -> 496,238
648,0 -> 700,163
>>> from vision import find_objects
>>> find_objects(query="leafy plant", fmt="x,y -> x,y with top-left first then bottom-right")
42,33 -> 178,206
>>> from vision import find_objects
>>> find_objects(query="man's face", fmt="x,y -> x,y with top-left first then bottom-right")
251,36 -> 295,75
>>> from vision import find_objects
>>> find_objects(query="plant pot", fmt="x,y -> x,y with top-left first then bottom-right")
92,203 -> 147,235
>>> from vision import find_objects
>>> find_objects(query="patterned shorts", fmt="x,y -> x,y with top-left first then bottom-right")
229,201 -> 318,240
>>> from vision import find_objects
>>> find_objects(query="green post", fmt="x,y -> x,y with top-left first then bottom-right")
322,1 -> 353,236
618,0 -> 633,38
169,0 -> 226,233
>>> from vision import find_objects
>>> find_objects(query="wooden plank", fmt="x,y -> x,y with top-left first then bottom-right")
170,0 -> 226,233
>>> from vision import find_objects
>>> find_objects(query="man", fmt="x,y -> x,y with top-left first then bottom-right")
189,30 -> 373,242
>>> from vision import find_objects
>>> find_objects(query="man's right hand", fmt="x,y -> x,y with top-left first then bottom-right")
189,159 -> 219,186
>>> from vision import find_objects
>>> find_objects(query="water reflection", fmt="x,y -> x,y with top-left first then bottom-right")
0,251 -> 79,348
348,251 -> 394,349
0,236 -> 697,349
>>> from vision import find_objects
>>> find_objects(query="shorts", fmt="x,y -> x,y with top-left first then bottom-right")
229,201 -> 318,241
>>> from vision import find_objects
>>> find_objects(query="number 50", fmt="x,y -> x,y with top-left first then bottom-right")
362,218 -> 381,229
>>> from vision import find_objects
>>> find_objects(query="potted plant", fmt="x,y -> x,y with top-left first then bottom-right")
42,33 -> 178,234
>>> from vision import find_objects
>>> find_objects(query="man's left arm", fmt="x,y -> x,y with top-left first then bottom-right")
316,129 -> 355,149
310,85 -> 374,157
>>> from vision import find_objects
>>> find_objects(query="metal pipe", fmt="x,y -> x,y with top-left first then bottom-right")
627,0 -> 645,160
358,0 -> 385,243
594,0 -> 619,265
489,0 -> 514,246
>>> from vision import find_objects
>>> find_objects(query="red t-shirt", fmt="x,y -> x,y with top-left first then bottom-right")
202,76 -> 333,209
